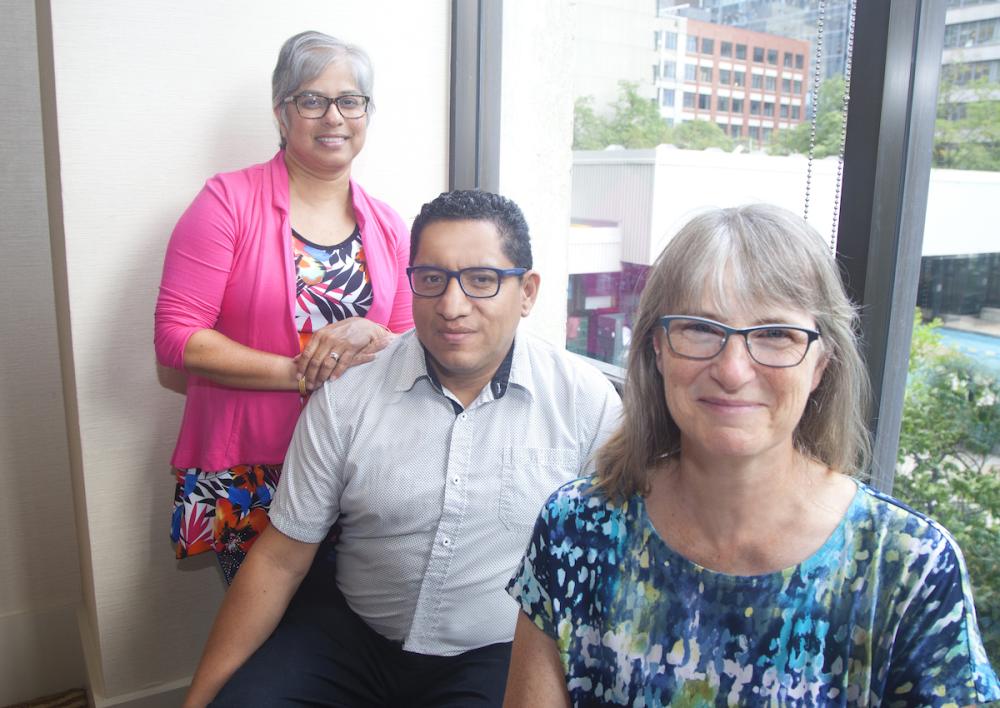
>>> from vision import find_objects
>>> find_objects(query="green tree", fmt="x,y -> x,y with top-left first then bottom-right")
768,77 -> 845,157
671,120 -> 733,151
933,73 -> 1000,171
895,311 -> 1000,662
573,82 -> 671,150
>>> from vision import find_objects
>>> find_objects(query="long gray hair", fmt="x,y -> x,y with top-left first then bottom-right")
594,204 -> 872,502
271,31 -> 374,149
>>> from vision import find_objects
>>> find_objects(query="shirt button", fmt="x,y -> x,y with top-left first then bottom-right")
442,538 -> 451,547
452,476 -> 460,484
459,413 -> 467,421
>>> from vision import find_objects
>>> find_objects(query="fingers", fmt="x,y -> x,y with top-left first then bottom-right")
298,320 -> 392,389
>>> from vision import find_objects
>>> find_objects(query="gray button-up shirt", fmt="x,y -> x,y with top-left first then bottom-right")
269,329 -> 621,655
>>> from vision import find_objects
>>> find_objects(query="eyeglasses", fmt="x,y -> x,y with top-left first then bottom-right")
659,315 -> 821,368
282,93 -> 370,120
406,266 -> 527,299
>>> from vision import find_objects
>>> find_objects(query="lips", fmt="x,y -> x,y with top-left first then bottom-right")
439,328 -> 475,344
699,396 -> 763,413
316,135 -> 349,146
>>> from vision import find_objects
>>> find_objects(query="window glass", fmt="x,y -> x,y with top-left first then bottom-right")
782,77 -> 792,92
895,2 -> 1000,664
568,2 -> 845,375
784,51 -> 794,67
767,48 -> 779,64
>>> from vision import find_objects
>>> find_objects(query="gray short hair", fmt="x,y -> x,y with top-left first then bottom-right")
594,204 -> 872,502
272,31 -> 375,149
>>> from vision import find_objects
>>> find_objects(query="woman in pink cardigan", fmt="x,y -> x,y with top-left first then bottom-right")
155,31 -> 413,582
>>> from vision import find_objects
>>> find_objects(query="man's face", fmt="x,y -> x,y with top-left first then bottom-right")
411,219 -> 540,399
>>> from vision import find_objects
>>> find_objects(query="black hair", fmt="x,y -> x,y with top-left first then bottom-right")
410,190 -> 532,269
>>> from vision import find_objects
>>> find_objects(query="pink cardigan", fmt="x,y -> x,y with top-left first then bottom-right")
154,151 -> 413,470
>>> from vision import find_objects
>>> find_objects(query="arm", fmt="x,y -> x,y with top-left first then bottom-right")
183,525 -> 318,707
503,612 -> 571,708
155,180 -> 304,391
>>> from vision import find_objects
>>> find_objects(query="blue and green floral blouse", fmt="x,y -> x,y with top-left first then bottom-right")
508,477 -> 999,707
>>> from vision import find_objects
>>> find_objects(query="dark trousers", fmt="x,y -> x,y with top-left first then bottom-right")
212,565 -> 512,707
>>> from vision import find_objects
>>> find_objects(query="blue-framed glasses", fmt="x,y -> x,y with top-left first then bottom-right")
660,315 -> 821,368
406,266 -> 527,299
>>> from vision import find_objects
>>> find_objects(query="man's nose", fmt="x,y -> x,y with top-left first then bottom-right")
435,275 -> 471,318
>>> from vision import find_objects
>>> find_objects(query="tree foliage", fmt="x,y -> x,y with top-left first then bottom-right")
894,311 -> 1000,662
933,74 -> 1000,171
574,81 -> 726,152
768,77 -> 845,158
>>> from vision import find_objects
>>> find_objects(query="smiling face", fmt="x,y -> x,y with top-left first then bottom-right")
277,60 -> 367,178
411,219 -> 539,402
654,293 -> 828,464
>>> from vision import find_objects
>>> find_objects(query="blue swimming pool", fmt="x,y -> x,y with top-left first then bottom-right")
938,328 -> 1000,375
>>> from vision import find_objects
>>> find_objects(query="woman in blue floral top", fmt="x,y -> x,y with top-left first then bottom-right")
505,204 -> 999,707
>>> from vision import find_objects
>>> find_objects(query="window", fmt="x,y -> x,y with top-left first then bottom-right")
687,35 -> 698,52
750,100 -> 761,115
721,41 -> 733,58
698,93 -> 711,110
748,125 -> 760,140
765,76 -> 777,91
663,61 -> 676,79
793,80 -> 802,93
767,48 -> 778,65
664,31 -> 678,50
684,64 -> 697,81
734,70 -> 746,87
795,53 -> 804,69
791,105 -> 801,120
780,104 -> 789,118
719,68 -> 731,84
683,91 -> 695,108
661,88 -> 675,107
782,78 -> 792,92
699,66 -> 713,82
763,101 -> 775,116
783,52 -> 793,67
717,95 -> 730,111
751,73 -> 763,89
653,30 -> 659,50
731,98 -> 744,113
762,126 -> 773,141
701,38 -> 714,54
753,46 -> 764,63
729,124 -> 742,137
653,63 -> 659,81
944,18 -> 1000,48
736,43 -> 747,60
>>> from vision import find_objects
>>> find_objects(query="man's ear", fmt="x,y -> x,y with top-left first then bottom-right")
519,271 -> 541,317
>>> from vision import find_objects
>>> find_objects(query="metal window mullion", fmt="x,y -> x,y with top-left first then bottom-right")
836,0 -> 947,492
450,0 -> 502,192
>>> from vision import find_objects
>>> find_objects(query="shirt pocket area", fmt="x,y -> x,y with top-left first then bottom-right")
499,447 -> 580,530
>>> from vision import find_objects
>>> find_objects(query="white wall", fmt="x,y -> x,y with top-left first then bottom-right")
0,4 -> 86,704
500,0 -> 576,346
35,2 -> 451,704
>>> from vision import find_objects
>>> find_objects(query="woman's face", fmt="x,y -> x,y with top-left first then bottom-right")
279,60 -> 368,178
654,293 -> 828,464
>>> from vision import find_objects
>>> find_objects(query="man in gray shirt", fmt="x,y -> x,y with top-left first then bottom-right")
185,190 -> 621,707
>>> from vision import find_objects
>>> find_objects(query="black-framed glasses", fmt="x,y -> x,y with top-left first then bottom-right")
659,315 -> 821,368
406,266 -> 527,299
282,93 -> 370,120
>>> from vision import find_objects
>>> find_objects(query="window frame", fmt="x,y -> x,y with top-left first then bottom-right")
451,0 -> 951,493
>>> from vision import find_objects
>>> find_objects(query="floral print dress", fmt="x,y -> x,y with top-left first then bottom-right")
508,477 -> 1000,707
171,227 -> 371,583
